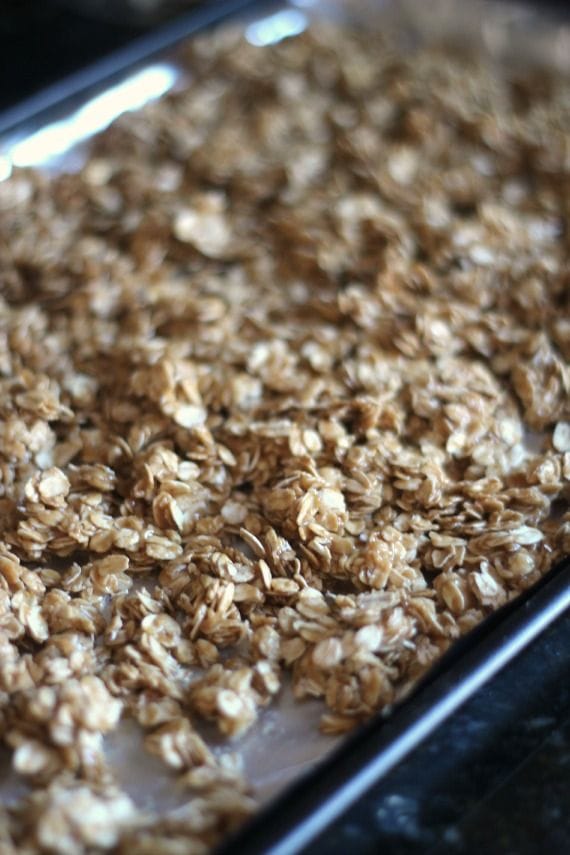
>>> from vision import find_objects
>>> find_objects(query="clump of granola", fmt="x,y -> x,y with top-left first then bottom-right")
0,15 -> 568,853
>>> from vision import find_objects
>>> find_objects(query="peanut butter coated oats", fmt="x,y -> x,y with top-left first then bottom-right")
0,20 -> 568,853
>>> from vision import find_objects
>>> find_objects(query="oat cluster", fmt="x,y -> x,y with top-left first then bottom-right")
0,20 -> 568,854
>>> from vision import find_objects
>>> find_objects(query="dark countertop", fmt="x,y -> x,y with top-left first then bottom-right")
0,1 -> 140,114
309,612 -> 570,855
0,4 -> 569,854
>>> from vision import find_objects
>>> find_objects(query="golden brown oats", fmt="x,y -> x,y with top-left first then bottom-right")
0,15 -> 568,854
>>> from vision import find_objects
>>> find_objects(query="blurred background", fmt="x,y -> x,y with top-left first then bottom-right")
0,0 -> 568,115
0,0 -> 205,114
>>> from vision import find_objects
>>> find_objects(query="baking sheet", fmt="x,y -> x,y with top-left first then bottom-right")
0,1 -> 343,817
0,0 -> 568,845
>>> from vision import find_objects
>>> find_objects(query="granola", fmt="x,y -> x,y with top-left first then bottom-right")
0,14 -> 568,854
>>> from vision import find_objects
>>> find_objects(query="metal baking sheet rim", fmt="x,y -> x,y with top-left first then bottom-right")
0,1 -> 568,853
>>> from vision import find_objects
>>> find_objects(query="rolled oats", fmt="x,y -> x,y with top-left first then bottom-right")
0,14 -> 567,854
